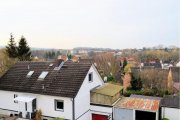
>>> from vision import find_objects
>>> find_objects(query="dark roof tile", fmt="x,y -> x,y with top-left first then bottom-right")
0,60 -> 92,98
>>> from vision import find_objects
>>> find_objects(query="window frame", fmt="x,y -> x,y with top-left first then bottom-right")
54,100 -> 64,112
88,72 -> 93,82
14,94 -> 18,103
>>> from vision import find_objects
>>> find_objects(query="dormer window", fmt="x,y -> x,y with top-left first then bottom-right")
26,71 -> 34,78
38,71 -> 48,80
88,72 -> 93,82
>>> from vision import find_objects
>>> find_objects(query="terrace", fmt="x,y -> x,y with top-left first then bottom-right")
90,83 -> 123,106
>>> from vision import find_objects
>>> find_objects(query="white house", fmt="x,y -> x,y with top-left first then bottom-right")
0,60 -> 105,120
161,96 -> 180,120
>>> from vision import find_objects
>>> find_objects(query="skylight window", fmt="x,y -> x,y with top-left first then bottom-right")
49,63 -> 53,66
38,71 -> 49,80
26,71 -> 34,78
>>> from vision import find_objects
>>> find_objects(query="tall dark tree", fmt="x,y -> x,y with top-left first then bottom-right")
67,51 -> 72,60
123,58 -> 127,69
130,74 -> 142,91
6,33 -> 17,58
17,36 -> 31,61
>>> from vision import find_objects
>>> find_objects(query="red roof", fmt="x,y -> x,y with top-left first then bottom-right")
115,97 -> 160,112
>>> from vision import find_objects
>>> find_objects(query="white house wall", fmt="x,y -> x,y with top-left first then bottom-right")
0,90 -> 73,120
74,65 -> 104,120
161,107 -> 180,120
37,94 -> 73,119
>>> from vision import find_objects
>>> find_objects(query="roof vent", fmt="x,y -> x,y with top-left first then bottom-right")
26,71 -> 34,78
38,71 -> 49,80
42,84 -> 45,89
28,65 -> 30,69
54,61 -> 64,70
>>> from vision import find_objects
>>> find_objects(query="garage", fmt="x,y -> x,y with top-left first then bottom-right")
113,95 -> 161,120
136,110 -> 156,120
92,114 -> 108,120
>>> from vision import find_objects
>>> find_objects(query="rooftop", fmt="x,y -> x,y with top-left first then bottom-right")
91,83 -> 123,97
115,96 -> 161,112
0,60 -> 92,98
161,96 -> 180,109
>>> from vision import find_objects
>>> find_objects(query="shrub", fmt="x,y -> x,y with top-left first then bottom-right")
53,117 -> 64,120
34,110 -> 42,120
162,118 -> 169,120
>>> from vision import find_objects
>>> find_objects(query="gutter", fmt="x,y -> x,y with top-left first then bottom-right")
72,98 -> 75,120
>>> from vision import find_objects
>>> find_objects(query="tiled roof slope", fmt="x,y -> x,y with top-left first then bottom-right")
0,60 -> 92,98
115,96 -> 160,112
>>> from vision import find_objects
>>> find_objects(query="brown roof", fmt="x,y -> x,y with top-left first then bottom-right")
0,60 -> 92,98
115,96 -> 161,112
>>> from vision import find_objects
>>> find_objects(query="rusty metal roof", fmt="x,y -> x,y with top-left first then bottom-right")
115,97 -> 160,112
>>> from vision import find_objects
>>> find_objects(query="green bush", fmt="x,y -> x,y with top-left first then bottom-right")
53,117 -> 64,120
162,118 -> 169,120
123,90 -> 144,97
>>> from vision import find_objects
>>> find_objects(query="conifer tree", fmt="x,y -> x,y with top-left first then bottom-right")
17,36 -> 31,61
6,33 -> 17,58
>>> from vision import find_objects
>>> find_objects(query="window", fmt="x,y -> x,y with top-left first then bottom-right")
55,100 -> 64,111
38,71 -> 49,80
88,72 -> 93,82
26,71 -> 34,78
14,94 -> 18,103
25,102 -> 27,111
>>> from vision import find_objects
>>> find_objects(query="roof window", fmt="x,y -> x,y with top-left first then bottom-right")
26,71 -> 34,78
38,71 -> 49,80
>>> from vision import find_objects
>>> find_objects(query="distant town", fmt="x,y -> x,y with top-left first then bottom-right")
0,35 -> 179,120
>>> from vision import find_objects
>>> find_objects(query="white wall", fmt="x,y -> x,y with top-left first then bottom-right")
90,105 -> 112,120
0,90 -> 73,119
162,107 -> 180,120
74,65 -> 104,120
37,95 -> 73,119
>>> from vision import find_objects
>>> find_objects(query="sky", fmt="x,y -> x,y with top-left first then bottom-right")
0,0 -> 179,49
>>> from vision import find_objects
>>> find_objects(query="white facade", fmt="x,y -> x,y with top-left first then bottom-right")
0,65 -> 104,120
161,107 -> 180,120
74,65 -> 104,120
0,91 -> 73,119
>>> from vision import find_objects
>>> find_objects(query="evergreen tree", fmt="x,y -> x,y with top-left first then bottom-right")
17,36 -> 31,61
6,33 -> 17,58
130,74 -> 142,91
67,51 -> 72,60
123,58 -> 127,69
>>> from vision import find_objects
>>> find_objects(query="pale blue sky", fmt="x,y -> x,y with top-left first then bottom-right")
0,0 -> 179,49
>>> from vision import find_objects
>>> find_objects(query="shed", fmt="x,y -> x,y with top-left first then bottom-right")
114,95 -> 161,120
90,83 -> 123,120
90,83 -> 123,105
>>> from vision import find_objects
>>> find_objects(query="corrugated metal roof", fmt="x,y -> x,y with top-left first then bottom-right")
115,97 -> 160,112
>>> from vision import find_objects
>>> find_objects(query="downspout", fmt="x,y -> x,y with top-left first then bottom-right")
72,98 -> 75,120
